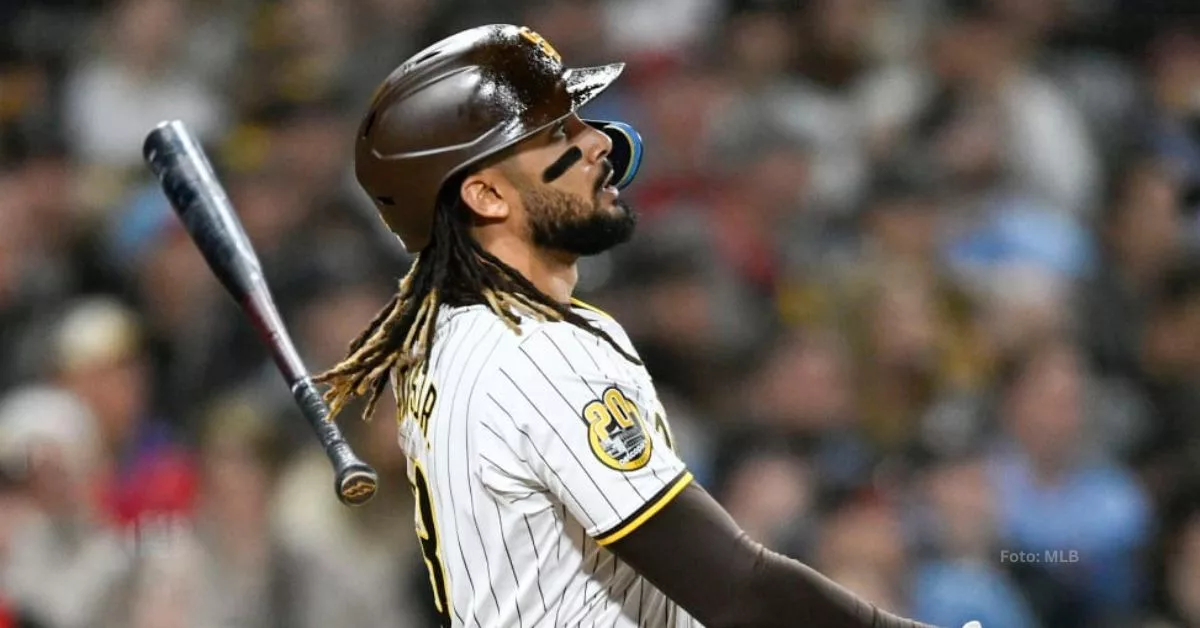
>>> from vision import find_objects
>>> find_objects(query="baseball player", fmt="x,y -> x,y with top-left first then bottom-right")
315,24 -> 981,628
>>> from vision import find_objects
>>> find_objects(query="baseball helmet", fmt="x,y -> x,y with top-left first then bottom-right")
355,24 -> 644,252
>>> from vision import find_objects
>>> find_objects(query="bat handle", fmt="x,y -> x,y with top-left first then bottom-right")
292,377 -> 379,506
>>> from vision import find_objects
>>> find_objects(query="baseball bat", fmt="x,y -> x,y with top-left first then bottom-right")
142,120 -> 378,507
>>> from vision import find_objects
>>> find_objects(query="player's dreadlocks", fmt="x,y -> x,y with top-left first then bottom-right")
314,182 -> 641,423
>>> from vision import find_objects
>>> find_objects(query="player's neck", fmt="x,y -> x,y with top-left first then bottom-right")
480,236 -> 579,304
531,254 -> 579,303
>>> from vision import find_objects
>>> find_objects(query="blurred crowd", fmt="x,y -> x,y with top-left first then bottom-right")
1,0 -> 1198,627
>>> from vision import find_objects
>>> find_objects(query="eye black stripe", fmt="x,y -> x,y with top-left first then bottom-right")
542,146 -> 583,183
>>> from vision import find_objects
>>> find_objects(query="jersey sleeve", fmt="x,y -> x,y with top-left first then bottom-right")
477,322 -> 692,545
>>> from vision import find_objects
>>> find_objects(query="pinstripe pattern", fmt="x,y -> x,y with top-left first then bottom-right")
400,304 -> 698,627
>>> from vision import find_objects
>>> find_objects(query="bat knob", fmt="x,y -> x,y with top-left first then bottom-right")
290,379 -> 380,507
336,464 -> 379,506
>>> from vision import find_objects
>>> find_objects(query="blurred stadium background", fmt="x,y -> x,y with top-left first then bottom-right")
1,0 -> 1199,626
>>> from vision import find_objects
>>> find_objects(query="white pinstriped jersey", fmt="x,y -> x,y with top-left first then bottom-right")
394,301 -> 699,628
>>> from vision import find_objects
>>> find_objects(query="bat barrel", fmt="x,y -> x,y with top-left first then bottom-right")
143,121 -> 262,300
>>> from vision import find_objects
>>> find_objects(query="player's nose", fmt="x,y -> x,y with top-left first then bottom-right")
572,116 -> 612,166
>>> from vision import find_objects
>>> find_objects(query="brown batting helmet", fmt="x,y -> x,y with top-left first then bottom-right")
355,24 -> 643,253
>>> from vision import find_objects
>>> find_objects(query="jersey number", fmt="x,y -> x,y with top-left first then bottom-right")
411,463 -> 452,627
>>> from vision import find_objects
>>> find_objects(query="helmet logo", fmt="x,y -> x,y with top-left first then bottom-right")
519,27 -> 562,64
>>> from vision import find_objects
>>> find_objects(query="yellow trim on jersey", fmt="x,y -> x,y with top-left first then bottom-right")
595,472 -> 694,546
569,297 -> 613,319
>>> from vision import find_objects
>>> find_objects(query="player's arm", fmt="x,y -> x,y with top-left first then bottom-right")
606,481 -> 939,628
478,324 -> 945,628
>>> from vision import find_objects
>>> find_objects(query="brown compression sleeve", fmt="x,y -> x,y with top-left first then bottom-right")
607,482 -> 940,628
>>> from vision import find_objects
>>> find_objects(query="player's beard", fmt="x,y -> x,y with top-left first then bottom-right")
519,164 -> 637,257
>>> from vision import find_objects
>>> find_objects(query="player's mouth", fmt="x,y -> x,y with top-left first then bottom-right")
596,163 -> 618,200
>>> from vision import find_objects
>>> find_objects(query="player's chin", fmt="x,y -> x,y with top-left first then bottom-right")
595,198 -> 635,231
603,199 -> 638,242
595,189 -> 631,217
560,202 -> 637,256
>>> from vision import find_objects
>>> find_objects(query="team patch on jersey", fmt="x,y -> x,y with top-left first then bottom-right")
582,386 -> 653,471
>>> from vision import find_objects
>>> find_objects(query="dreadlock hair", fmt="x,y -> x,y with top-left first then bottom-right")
314,178 -> 641,424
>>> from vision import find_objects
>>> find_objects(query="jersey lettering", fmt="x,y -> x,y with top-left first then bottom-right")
405,370 -> 439,441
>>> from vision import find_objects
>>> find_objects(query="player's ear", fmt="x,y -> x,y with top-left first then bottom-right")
460,167 -> 513,220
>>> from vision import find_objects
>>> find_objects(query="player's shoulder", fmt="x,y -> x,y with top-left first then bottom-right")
567,297 -> 615,322
523,297 -> 635,355
568,297 -> 635,344
436,298 -> 637,373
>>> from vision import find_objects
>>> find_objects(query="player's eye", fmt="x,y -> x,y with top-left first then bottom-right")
551,120 -> 567,140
